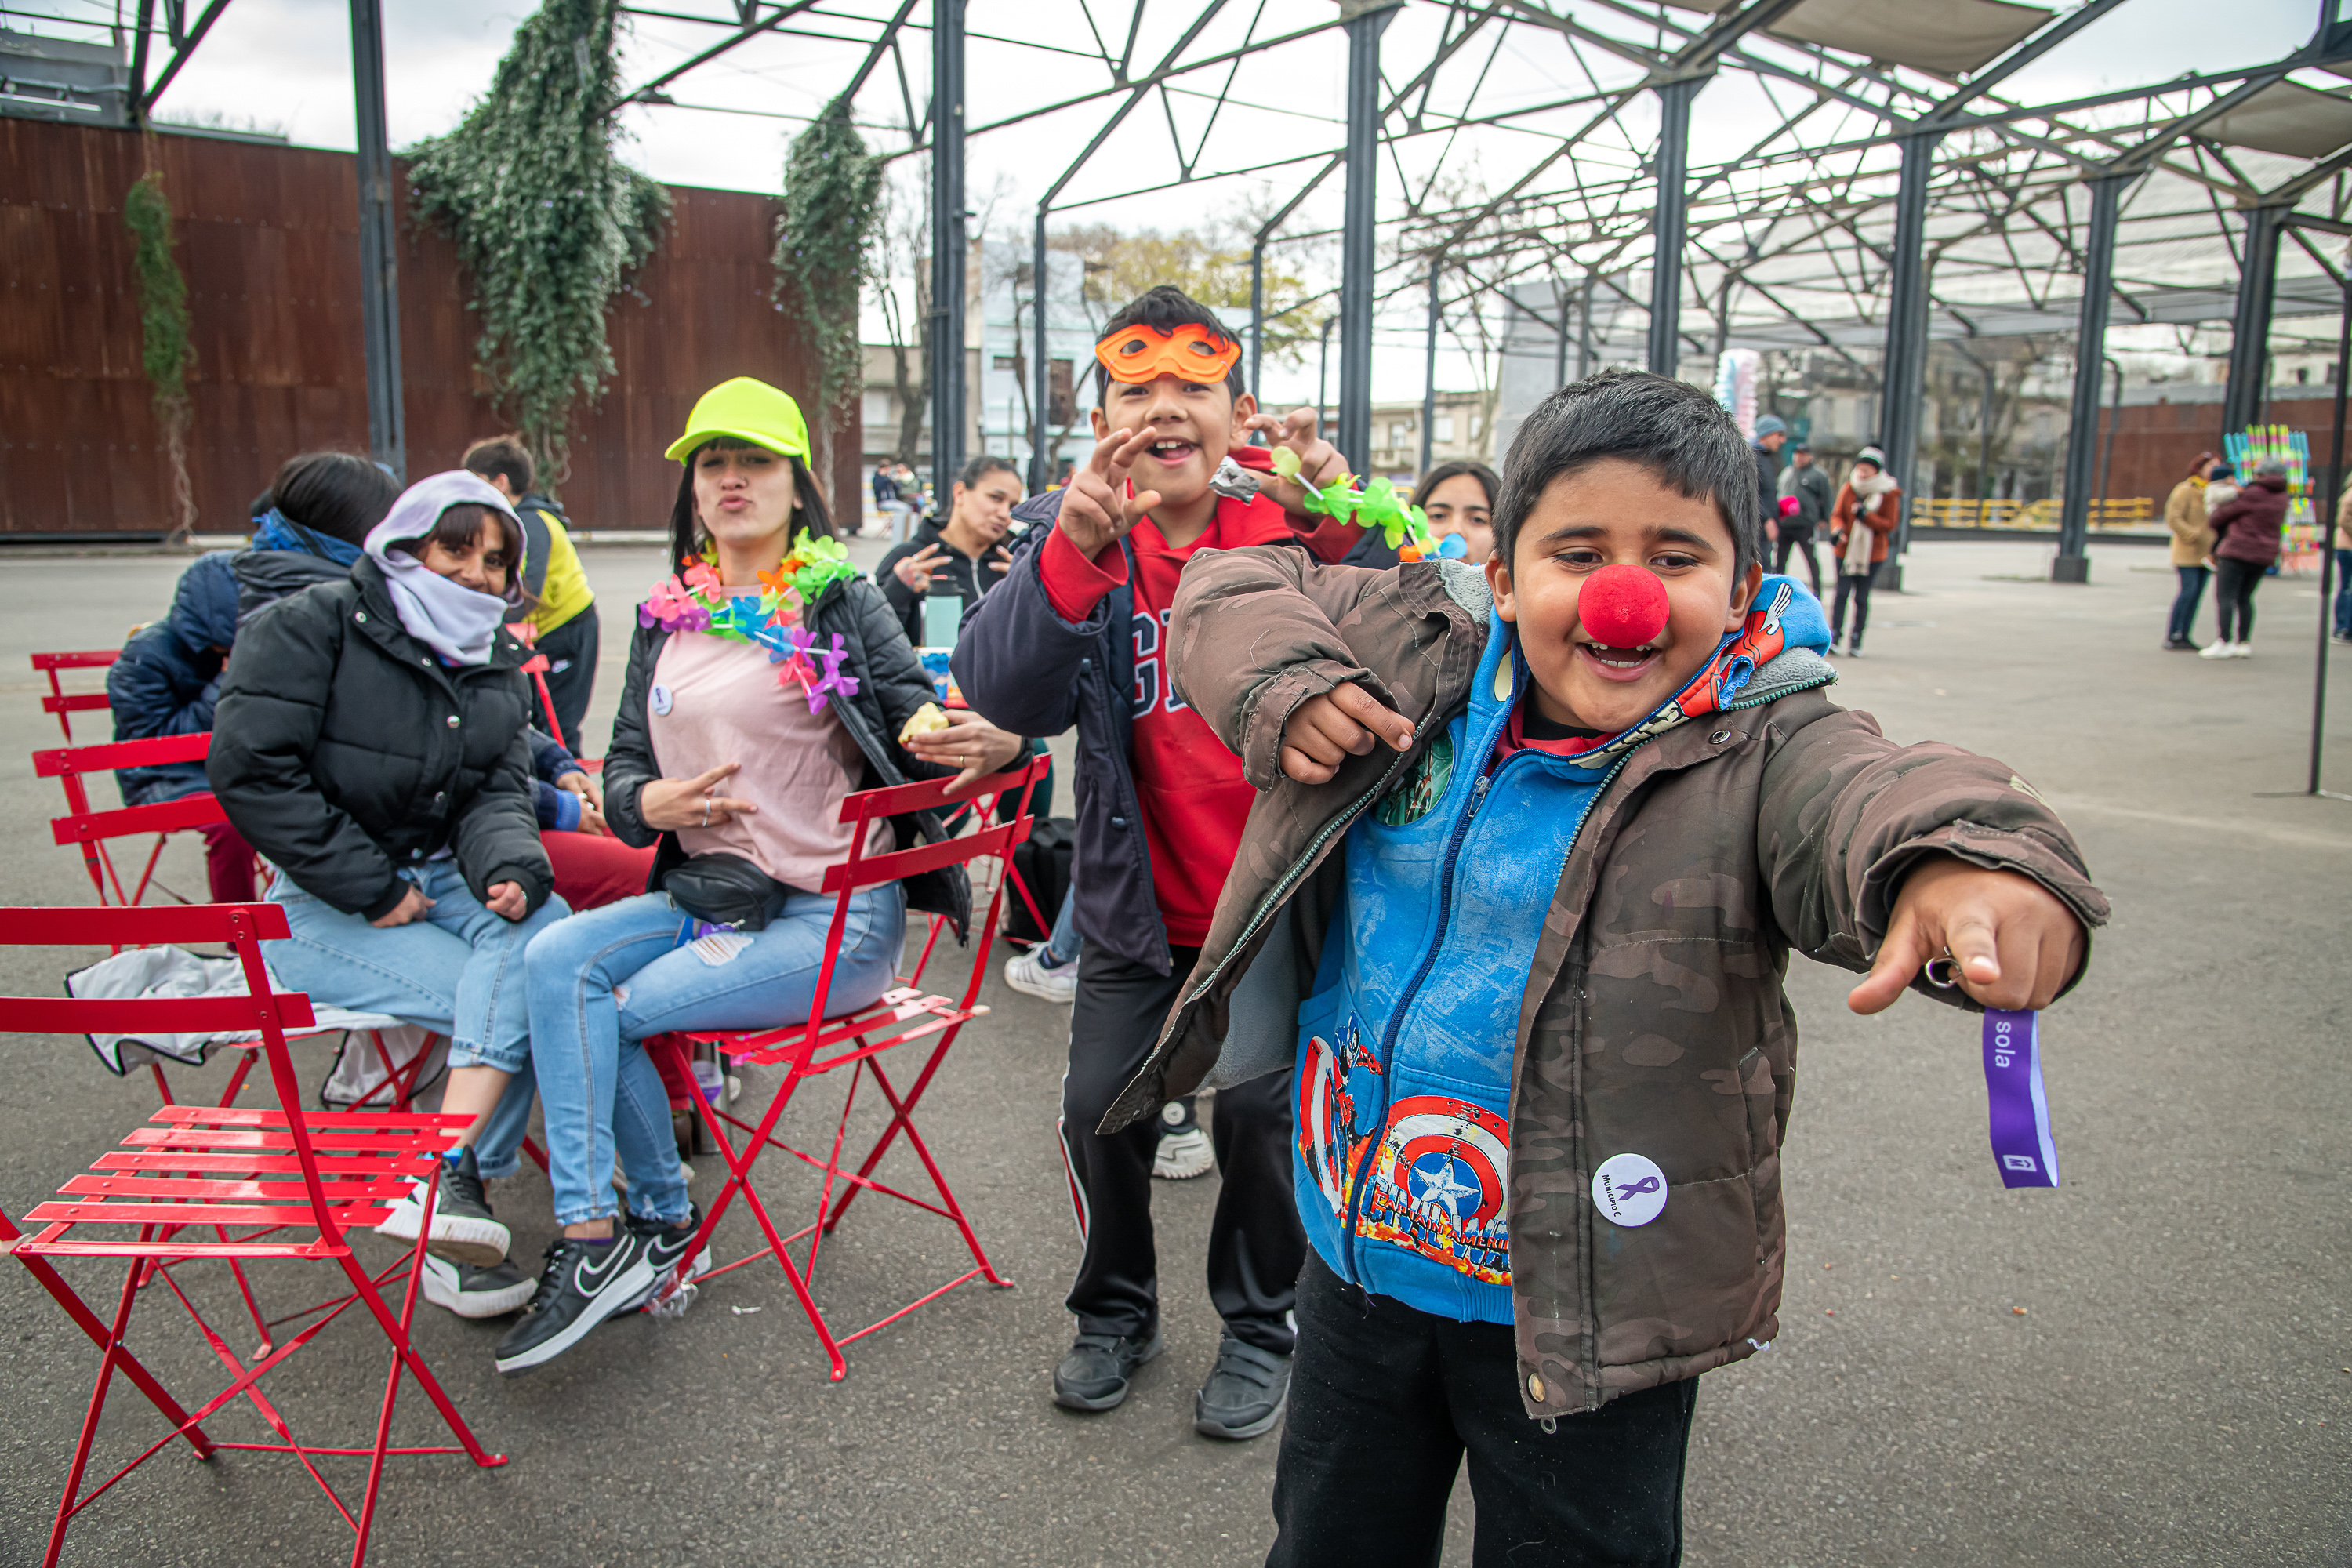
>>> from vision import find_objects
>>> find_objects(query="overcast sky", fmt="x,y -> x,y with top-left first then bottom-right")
9,0 -> 2332,405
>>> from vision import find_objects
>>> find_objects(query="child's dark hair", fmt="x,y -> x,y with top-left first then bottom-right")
1093,285 -> 1246,403
958,454 -> 1021,488
264,451 -> 401,546
1494,370 -> 1761,579
463,434 -> 535,497
388,503 -> 528,603
666,437 -> 837,569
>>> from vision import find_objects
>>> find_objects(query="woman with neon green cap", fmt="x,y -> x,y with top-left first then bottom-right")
497,377 -> 1024,1374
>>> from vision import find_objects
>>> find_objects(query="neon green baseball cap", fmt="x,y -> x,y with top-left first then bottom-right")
664,376 -> 811,463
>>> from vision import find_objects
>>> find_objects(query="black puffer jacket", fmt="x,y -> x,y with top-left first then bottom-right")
209,557 -> 550,922
602,572 -> 974,935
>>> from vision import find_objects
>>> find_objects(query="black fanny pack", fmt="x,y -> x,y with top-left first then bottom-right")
659,853 -> 786,931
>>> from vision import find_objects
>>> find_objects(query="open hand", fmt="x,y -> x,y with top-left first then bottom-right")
556,769 -> 603,809
902,708 -> 1025,795
484,880 -> 528,921
988,545 -> 1014,575
640,761 -> 759,831
1057,426 -> 1164,558
1279,682 -> 1416,785
893,543 -> 949,592
1848,856 -> 2085,1015
1243,408 -> 1350,517
371,883 -> 433,928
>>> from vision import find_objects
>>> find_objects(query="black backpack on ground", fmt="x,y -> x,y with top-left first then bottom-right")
1002,816 -> 1074,947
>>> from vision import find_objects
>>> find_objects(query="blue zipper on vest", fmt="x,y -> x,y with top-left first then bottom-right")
1339,763 -> 1494,1277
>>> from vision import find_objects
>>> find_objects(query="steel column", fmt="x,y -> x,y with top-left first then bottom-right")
1577,274 -> 1595,380
1337,0 -> 1397,470
2310,272 -> 2350,797
1875,130 -> 1939,587
1646,75 -> 1705,378
1030,208 -> 1049,491
1421,258 -> 1440,474
2054,173 -> 2130,583
350,0 -> 404,481
930,0 -> 967,499
1250,240 -> 1265,405
2222,204 -> 2287,438
1551,278 -> 1569,392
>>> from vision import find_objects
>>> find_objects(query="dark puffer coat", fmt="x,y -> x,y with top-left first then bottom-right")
2209,474 -> 2290,566
601,572 -> 974,935
109,551 -> 241,804
208,557 -> 550,922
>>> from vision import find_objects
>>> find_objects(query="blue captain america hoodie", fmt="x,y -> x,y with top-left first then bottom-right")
1292,574 -> 1835,1323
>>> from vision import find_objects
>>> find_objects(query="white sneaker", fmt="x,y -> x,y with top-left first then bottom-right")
2230,642 -> 2252,659
1152,1100 -> 1215,1180
1004,946 -> 1077,1004
2199,641 -> 2234,659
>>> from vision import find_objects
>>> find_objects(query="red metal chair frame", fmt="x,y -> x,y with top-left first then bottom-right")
649,755 -> 1046,1379
0,903 -> 502,1568
36,731 -> 224,908
33,649 -> 117,742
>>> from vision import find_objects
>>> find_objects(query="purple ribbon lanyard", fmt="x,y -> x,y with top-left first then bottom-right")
1981,1009 -> 2059,1189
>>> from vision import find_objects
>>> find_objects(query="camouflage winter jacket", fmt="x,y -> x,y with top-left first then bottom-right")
1109,549 -> 2109,1420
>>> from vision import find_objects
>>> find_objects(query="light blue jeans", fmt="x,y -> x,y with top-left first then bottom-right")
1044,884 -> 1080,969
265,860 -> 569,1180
521,884 -> 908,1227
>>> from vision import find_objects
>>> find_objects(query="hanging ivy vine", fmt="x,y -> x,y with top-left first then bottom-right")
123,168 -> 198,542
406,0 -> 668,485
773,96 -> 884,484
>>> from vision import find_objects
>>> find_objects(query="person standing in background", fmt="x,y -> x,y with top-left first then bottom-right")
1413,459 -> 1500,564
876,455 -> 1022,647
1777,442 -> 1831,597
2162,452 -> 2217,651
2203,457 -> 2290,659
463,437 -> 600,750
2334,474 -> 2352,646
1829,446 -> 1901,657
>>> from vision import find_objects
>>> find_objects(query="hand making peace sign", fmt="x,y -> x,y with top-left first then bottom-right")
1055,425 -> 1166,558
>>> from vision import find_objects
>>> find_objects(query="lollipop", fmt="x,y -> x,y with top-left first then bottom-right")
1577,564 -> 1669,648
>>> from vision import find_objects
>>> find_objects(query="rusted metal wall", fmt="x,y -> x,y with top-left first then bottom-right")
2095,394 -> 2347,508
0,117 -> 860,538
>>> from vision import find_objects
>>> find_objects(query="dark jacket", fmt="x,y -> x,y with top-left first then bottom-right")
1752,442 -> 1780,526
601,571 -> 974,934
1151,549 -> 2109,1419
951,489 -> 1172,974
109,551 -> 241,804
874,518 -> 1007,648
1782,462 -> 1832,531
528,728 -> 587,830
2209,474 -> 2289,566
208,559 -> 550,922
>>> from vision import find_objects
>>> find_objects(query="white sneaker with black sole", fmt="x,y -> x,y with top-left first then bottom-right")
1153,1099 -> 1214,1180
421,1254 -> 538,1319
374,1145 -> 510,1267
493,1231 -> 656,1375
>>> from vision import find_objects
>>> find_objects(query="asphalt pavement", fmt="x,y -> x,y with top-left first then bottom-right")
0,535 -> 2344,1566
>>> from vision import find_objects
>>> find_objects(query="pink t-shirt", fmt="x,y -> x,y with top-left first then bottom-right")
648,607 -> 889,895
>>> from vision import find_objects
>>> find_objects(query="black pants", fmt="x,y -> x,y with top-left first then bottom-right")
1268,1254 -> 1697,1568
535,608 -> 601,753
1773,529 -> 1820,597
2214,557 -> 2264,642
1831,568 -> 1873,643
1060,942 -> 1304,1354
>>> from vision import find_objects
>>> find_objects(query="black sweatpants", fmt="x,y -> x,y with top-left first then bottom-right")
2214,557 -> 2265,642
1268,1254 -> 1698,1568
1060,941 -> 1305,1355
1831,568 -> 1873,643
535,608 -> 601,753
1773,528 -> 1820,598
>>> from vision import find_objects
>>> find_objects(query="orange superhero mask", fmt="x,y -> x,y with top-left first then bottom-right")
1094,321 -> 1242,385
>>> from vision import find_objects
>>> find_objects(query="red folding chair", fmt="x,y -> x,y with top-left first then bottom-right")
35,732 -> 225,908
33,649 -> 118,742
0,903 -> 503,1568
648,755 -> 1046,1379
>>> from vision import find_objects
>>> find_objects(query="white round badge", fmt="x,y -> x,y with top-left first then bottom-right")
1592,1153 -> 1669,1228
650,683 -> 673,717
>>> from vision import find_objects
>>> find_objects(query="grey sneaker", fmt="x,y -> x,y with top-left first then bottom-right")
1052,1328 -> 1163,1411
421,1254 -> 537,1319
1193,1331 -> 1291,1440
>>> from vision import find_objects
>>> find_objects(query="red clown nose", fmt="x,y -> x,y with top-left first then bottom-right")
1576,564 -> 1670,648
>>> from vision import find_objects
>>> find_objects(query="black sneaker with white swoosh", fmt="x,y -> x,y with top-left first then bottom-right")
492,1232 -> 656,1375
623,1204 -> 713,1309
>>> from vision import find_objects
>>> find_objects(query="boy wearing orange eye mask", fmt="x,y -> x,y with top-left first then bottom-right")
954,286 -> 1374,1439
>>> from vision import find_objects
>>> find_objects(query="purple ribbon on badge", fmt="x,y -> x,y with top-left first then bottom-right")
1982,1009 -> 2059,1189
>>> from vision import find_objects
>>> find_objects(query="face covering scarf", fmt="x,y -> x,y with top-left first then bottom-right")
364,471 -> 522,666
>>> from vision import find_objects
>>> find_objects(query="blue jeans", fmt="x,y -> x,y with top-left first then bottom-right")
266,862 -> 569,1180
521,884 -> 908,1227
2335,550 -> 2352,637
2168,565 -> 2210,644
1044,884 -> 1080,969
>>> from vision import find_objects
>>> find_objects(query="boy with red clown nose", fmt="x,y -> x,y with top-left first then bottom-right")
1137,370 -> 2107,1562
953,287 -> 1375,1439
